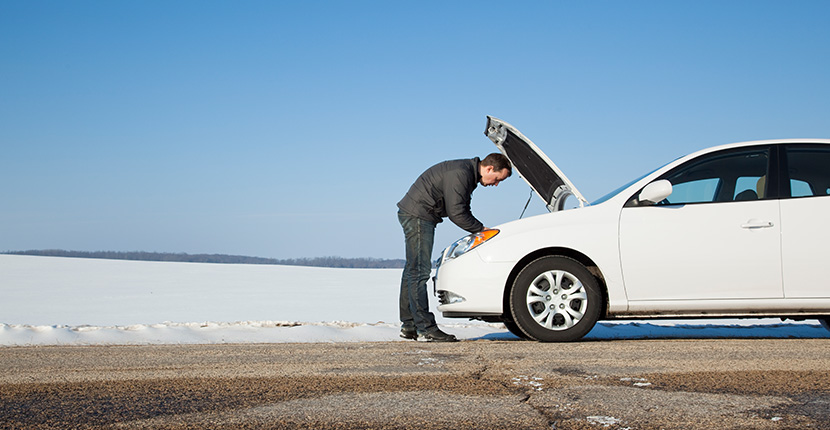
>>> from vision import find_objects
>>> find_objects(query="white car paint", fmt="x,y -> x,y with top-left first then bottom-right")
620,199 -> 783,301
781,196 -> 830,298
435,120 -> 830,340
437,204 -> 626,315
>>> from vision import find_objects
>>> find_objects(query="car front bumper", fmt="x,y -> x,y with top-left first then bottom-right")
434,250 -> 514,318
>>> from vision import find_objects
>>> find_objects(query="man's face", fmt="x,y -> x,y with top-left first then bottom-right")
480,166 -> 510,187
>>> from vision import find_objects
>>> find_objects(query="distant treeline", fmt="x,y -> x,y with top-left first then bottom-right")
3,250 -> 405,269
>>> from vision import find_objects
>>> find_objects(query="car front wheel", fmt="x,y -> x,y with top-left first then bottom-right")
502,318 -> 531,340
509,256 -> 602,342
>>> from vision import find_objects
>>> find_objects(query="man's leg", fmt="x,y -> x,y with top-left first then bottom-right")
398,212 -> 418,336
398,212 -> 437,335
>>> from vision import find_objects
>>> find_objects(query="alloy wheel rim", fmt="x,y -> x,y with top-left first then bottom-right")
526,269 -> 588,331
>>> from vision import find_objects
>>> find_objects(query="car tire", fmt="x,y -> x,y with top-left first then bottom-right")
820,317 -> 830,332
503,319 -> 531,340
509,256 -> 602,342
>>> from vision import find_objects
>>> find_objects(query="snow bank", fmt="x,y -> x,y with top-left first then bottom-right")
1,255 -> 827,346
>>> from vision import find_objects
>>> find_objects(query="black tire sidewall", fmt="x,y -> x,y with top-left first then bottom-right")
509,256 -> 601,342
502,318 -> 531,340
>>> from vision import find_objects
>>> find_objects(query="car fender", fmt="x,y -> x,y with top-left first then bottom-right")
476,203 -> 629,313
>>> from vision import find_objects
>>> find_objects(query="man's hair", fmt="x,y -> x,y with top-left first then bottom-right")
481,153 -> 512,176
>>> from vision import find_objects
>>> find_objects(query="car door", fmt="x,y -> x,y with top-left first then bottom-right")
619,146 -> 784,301
780,144 -> 830,298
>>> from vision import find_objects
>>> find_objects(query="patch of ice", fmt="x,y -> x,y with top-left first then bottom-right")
417,357 -> 442,366
586,415 -> 623,427
512,375 -> 544,391
620,377 -> 652,387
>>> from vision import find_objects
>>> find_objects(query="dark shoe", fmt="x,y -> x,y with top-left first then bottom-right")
419,329 -> 458,342
400,328 -> 418,340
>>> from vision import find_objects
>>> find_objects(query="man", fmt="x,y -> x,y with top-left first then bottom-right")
397,153 -> 512,342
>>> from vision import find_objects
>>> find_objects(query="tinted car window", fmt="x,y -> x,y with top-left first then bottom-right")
658,147 -> 770,205
785,145 -> 830,198
734,176 -> 765,200
669,178 -> 720,203
791,179 -> 813,197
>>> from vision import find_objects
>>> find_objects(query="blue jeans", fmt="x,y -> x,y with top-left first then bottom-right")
398,210 -> 437,334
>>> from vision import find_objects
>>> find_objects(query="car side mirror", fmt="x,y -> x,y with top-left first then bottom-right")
638,180 -> 672,205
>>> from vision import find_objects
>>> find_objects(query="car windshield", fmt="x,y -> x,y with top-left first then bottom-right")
590,164 -> 667,206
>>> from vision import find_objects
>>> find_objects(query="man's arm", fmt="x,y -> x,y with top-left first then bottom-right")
443,174 -> 484,233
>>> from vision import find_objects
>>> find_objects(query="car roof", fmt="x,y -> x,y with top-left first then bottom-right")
597,138 -> 830,207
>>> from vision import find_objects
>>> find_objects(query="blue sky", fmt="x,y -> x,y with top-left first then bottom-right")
2,1 -> 829,260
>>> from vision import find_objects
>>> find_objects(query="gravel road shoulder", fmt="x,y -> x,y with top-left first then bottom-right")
1,339 -> 828,429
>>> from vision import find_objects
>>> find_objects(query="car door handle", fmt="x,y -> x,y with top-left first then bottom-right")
741,219 -> 774,229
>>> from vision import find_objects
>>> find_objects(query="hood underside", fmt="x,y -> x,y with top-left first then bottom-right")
484,116 -> 587,212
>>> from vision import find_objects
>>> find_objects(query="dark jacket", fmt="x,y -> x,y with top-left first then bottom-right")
397,157 -> 484,233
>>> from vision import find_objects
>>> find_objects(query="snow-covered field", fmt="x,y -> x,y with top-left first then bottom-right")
1,254 -> 828,346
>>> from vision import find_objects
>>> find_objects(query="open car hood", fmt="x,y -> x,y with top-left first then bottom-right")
485,116 -> 588,212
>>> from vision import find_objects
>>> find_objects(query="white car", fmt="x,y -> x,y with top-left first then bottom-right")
435,116 -> 830,341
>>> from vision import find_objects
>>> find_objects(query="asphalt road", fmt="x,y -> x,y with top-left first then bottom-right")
1,338 -> 828,429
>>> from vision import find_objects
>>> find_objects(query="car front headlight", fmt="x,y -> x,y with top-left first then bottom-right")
444,228 -> 499,261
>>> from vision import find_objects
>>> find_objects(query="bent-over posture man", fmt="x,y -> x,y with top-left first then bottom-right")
397,153 -> 511,341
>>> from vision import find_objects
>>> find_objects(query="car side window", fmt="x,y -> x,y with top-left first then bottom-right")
785,145 -> 830,198
790,180 -> 813,197
734,176 -> 765,200
669,178 -> 720,203
657,147 -> 769,205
